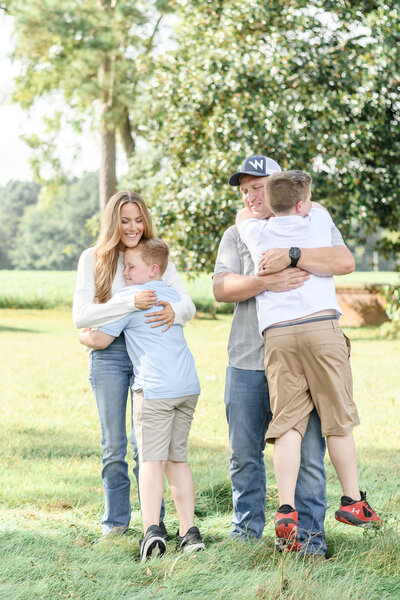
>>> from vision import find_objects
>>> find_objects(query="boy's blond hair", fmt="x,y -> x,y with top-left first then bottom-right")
264,171 -> 312,214
128,238 -> 169,276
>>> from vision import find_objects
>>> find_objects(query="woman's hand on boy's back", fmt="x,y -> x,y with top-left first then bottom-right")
145,301 -> 175,332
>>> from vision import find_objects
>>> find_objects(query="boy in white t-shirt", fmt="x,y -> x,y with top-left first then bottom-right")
236,171 -> 381,549
79,238 -> 204,561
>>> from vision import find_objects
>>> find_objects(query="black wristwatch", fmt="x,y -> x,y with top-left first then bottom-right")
289,247 -> 301,268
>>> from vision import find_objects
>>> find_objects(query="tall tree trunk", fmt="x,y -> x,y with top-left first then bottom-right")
99,127 -> 116,216
119,106 -> 135,159
98,52 -> 117,215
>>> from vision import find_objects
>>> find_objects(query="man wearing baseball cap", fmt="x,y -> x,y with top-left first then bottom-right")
228,155 -> 282,185
213,155 -> 355,556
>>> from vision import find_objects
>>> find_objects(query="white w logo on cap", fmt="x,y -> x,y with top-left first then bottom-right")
248,158 -> 264,171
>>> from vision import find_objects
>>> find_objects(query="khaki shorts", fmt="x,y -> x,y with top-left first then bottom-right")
132,390 -> 198,461
263,319 -> 359,444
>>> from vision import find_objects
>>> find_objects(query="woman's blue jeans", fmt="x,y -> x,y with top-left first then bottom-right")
224,365 -> 327,555
89,334 -> 165,534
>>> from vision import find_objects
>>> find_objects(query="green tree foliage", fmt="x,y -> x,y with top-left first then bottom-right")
378,283 -> 400,338
4,0 -> 171,211
131,0 -> 399,271
316,2 -> 400,258
0,180 -> 40,268
10,172 -> 99,270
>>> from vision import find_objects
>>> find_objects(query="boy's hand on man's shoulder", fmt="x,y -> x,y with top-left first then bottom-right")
311,201 -> 328,212
236,207 -> 253,228
134,290 -> 157,310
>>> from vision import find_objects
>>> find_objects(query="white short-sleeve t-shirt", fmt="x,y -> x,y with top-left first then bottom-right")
239,208 -> 342,335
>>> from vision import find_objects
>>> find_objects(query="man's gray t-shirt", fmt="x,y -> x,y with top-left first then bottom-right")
213,224 -> 345,371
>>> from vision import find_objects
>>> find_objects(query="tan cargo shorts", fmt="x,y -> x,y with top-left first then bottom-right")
133,390 -> 198,461
263,319 -> 359,444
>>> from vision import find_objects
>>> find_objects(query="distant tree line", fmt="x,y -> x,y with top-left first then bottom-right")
0,173 -> 99,270
0,170 -> 396,272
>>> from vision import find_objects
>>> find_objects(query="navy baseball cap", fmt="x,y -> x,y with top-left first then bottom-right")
228,155 -> 282,186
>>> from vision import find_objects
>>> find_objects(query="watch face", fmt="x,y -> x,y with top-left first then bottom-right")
290,247 -> 301,259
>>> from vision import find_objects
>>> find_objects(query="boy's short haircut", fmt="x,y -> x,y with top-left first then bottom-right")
265,170 -> 312,214
131,238 -> 169,276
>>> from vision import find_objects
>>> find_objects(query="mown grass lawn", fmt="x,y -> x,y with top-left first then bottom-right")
0,270 -> 398,311
0,310 -> 399,600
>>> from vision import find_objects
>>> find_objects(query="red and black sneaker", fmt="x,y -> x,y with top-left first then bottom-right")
335,491 -> 382,528
275,536 -> 302,553
275,505 -> 298,540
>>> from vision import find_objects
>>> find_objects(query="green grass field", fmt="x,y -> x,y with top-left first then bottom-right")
334,271 -> 400,288
0,271 -> 76,308
0,270 -> 398,312
0,309 -> 399,599
0,270 -> 234,314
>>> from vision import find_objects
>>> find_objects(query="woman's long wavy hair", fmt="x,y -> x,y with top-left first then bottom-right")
94,191 -> 155,304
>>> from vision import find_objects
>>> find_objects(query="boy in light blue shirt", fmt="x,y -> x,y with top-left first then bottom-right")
79,238 -> 204,561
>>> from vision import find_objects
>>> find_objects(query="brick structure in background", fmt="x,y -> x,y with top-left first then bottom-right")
336,287 -> 388,327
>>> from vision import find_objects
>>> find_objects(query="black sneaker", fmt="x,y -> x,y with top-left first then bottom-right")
176,526 -> 205,553
139,525 -> 167,562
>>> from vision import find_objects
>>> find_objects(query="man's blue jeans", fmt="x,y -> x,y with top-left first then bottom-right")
89,334 -> 165,534
224,365 -> 327,555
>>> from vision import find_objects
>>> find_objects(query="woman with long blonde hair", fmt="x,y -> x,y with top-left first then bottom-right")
73,191 -> 195,537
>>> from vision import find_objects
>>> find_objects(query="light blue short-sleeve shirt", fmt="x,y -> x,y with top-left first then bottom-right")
99,281 -> 200,400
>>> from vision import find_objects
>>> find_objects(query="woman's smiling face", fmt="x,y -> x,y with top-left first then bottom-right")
119,203 -> 145,249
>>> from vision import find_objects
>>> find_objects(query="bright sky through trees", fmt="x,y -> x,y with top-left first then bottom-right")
0,14 -> 125,185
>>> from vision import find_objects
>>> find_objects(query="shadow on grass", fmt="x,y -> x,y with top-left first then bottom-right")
347,333 -> 385,342
0,427 -> 234,521
342,326 -> 392,342
186,438 -> 233,518
0,426 -> 101,460
0,325 -> 42,333
195,479 -> 233,518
